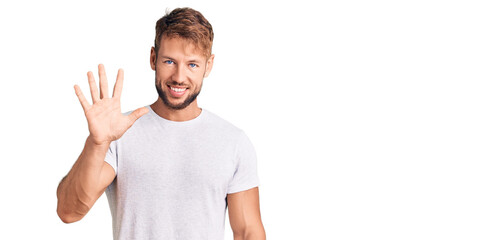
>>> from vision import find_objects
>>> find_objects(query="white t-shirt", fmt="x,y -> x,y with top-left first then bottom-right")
104,105 -> 260,240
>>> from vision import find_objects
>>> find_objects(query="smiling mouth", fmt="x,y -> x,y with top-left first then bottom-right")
167,85 -> 188,97
169,86 -> 187,92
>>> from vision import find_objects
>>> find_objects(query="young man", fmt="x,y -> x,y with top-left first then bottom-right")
56,7 -> 266,240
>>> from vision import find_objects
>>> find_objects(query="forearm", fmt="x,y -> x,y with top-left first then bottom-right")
56,137 -> 110,223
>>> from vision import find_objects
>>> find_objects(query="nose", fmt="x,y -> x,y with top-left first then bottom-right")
171,64 -> 186,85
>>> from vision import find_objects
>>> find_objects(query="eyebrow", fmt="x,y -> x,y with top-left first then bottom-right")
160,55 -> 175,60
160,55 -> 203,63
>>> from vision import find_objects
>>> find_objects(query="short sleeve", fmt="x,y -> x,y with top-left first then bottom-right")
227,131 -> 260,194
104,140 -> 118,176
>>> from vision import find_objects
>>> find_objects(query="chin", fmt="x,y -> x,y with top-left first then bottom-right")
155,82 -> 200,110
166,101 -> 190,110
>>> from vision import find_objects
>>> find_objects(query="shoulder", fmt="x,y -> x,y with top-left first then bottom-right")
202,109 -> 247,138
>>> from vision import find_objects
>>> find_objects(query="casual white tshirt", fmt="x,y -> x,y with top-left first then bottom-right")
104,105 -> 260,240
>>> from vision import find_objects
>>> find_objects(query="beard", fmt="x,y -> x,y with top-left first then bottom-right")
155,79 -> 202,110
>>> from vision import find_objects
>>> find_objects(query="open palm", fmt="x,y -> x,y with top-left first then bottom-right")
74,64 -> 148,145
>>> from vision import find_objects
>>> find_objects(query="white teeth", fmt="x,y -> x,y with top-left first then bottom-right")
170,86 -> 187,92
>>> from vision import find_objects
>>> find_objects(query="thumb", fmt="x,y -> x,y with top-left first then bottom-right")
128,107 -> 149,124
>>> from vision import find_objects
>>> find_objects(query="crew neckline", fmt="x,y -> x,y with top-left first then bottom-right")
146,105 -> 206,125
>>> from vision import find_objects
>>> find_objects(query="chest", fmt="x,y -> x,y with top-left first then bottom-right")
115,133 -> 236,197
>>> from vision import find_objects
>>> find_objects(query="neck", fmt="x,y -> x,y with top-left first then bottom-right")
150,98 -> 202,122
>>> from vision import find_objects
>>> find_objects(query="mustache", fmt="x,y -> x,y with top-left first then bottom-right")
166,82 -> 189,88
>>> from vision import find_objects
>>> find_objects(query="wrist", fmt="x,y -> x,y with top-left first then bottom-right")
86,136 -> 111,150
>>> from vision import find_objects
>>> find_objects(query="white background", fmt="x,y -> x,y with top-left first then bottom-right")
0,0 -> 502,239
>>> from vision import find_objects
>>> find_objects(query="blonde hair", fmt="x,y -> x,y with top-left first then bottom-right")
154,7 -> 214,58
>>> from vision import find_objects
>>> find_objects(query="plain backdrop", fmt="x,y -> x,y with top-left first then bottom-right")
0,0 -> 502,239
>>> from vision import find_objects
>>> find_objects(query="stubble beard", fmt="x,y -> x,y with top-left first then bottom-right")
155,78 -> 202,110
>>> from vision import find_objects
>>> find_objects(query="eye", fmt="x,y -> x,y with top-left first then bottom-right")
164,60 -> 174,64
189,63 -> 197,68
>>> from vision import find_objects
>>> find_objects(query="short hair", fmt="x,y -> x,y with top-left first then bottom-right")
154,7 -> 214,58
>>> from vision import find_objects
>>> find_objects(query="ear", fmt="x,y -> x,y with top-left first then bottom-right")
203,54 -> 215,78
150,47 -> 156,71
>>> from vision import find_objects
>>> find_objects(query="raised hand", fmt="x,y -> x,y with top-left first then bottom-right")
74,64 -> 149,145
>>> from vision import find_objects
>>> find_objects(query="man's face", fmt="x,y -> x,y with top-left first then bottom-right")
151,36 -> 214,110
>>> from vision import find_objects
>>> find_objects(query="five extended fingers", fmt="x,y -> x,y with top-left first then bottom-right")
74,64 -> 144,138
75,64 -> 125,109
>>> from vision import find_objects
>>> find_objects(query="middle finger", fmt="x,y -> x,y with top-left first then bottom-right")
98,64 -> 109,99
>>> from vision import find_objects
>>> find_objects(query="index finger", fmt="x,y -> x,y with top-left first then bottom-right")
112,68 -> 124,99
